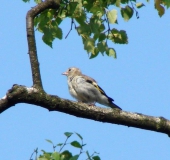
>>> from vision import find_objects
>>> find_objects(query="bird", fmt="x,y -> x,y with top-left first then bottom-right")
62,67 -> 122,110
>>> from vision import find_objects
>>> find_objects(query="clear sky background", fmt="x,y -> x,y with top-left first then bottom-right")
0,1 -> 170,160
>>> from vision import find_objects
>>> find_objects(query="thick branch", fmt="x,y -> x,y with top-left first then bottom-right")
1,85 -> 170,137
26,0 -> 60,88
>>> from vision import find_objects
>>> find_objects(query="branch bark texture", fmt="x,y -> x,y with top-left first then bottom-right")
26,0 -> 60,88
0,85 -> 170,136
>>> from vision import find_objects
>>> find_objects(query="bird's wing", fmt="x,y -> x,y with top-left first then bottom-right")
85,79 -> 114,102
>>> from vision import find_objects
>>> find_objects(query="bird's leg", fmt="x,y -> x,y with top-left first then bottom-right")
88,102 -> 96,106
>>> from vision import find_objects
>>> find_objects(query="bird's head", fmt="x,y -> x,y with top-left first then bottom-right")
62,67 -> 82,77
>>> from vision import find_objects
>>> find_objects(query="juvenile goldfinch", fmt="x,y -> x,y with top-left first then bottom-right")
62,67 -> 122,110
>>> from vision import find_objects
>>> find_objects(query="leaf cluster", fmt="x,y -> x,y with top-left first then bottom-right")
23,0 -> 169,58
30,132 -> 100,160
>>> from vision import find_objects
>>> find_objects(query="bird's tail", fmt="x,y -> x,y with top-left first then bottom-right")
109,102 -> 122,110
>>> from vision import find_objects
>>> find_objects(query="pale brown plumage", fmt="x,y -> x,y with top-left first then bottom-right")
62,67 -> 122,110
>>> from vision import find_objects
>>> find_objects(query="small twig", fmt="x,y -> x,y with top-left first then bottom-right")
130,0 -> 139,19
29,148 -> 38,160
104,11 -> 111,44
65,18 -> 74,39
59,137 -> 69,152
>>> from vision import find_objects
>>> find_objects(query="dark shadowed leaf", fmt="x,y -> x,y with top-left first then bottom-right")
75,132 -> 83,140
69,155 -> 79,160
121,5 -> 134,21
61,150 -> 72,160
98,33 -> 106,42
70,141 -> 82,148
92,155 -> 101,160
90,48 -> 99,59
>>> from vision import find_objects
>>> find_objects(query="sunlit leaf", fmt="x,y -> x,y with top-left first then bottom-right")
106,48 -> 117,58
136,2 -> 145,8
51,152 -> 60,160
34,0 -> 41,4
84,37 -> 95,53
107,9 -> 117,24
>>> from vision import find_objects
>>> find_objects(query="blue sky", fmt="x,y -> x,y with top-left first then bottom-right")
0,1 -> 170,160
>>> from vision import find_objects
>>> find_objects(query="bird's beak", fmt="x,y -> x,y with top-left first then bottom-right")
62,71 -> 68,76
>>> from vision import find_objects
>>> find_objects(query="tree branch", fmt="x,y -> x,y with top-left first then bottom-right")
26,0 -> 60,88
1,85 -> 170,136
2,0 -> 170,139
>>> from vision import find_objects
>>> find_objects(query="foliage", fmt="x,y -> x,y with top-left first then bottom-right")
30,132 -> 101,160
23,0 -> 169,58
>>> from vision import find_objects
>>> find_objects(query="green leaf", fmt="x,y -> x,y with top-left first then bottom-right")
121,0 -> 129,4
68,2 -> 78,16
86,151 -> 91,160
37,158 -> 48,160
121,5 -> 134,21
34,0 -> 41,4
61,150 -> 72,160
39,152 -> 52,160
90,6 -> 104,16
58,9 -> 67,19
92,156 -> 101,160
155,0 -> 165,17
115,0 -> 121,7
106,48 -> 117,58
83,37 -> 95,54
57,143 -> 63,146
69,155 -> 79,160
42,28 -> 54,48
70,141 -> 82,148
136,2 -> 145,8
97,41 -> 108,53
51,152 -> 60,160
90,47 -> 99,59
98,33 -> 106,42
55,27 -> 63,39
89,17 -> 102,34
109,29 -> 128,44
75,132 -> 83,140
107,9 -> 117,24
64,132 -> 73,138
163,0 -> 170,8
77,24 -> 91,35
22,0 -> 30,2
45,139 -> 53,144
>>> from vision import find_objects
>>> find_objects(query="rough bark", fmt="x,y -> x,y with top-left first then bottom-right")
1,0 -> 170,137
0,84 -> 170,136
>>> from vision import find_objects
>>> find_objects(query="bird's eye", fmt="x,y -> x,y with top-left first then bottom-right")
68,69 -> 71,72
